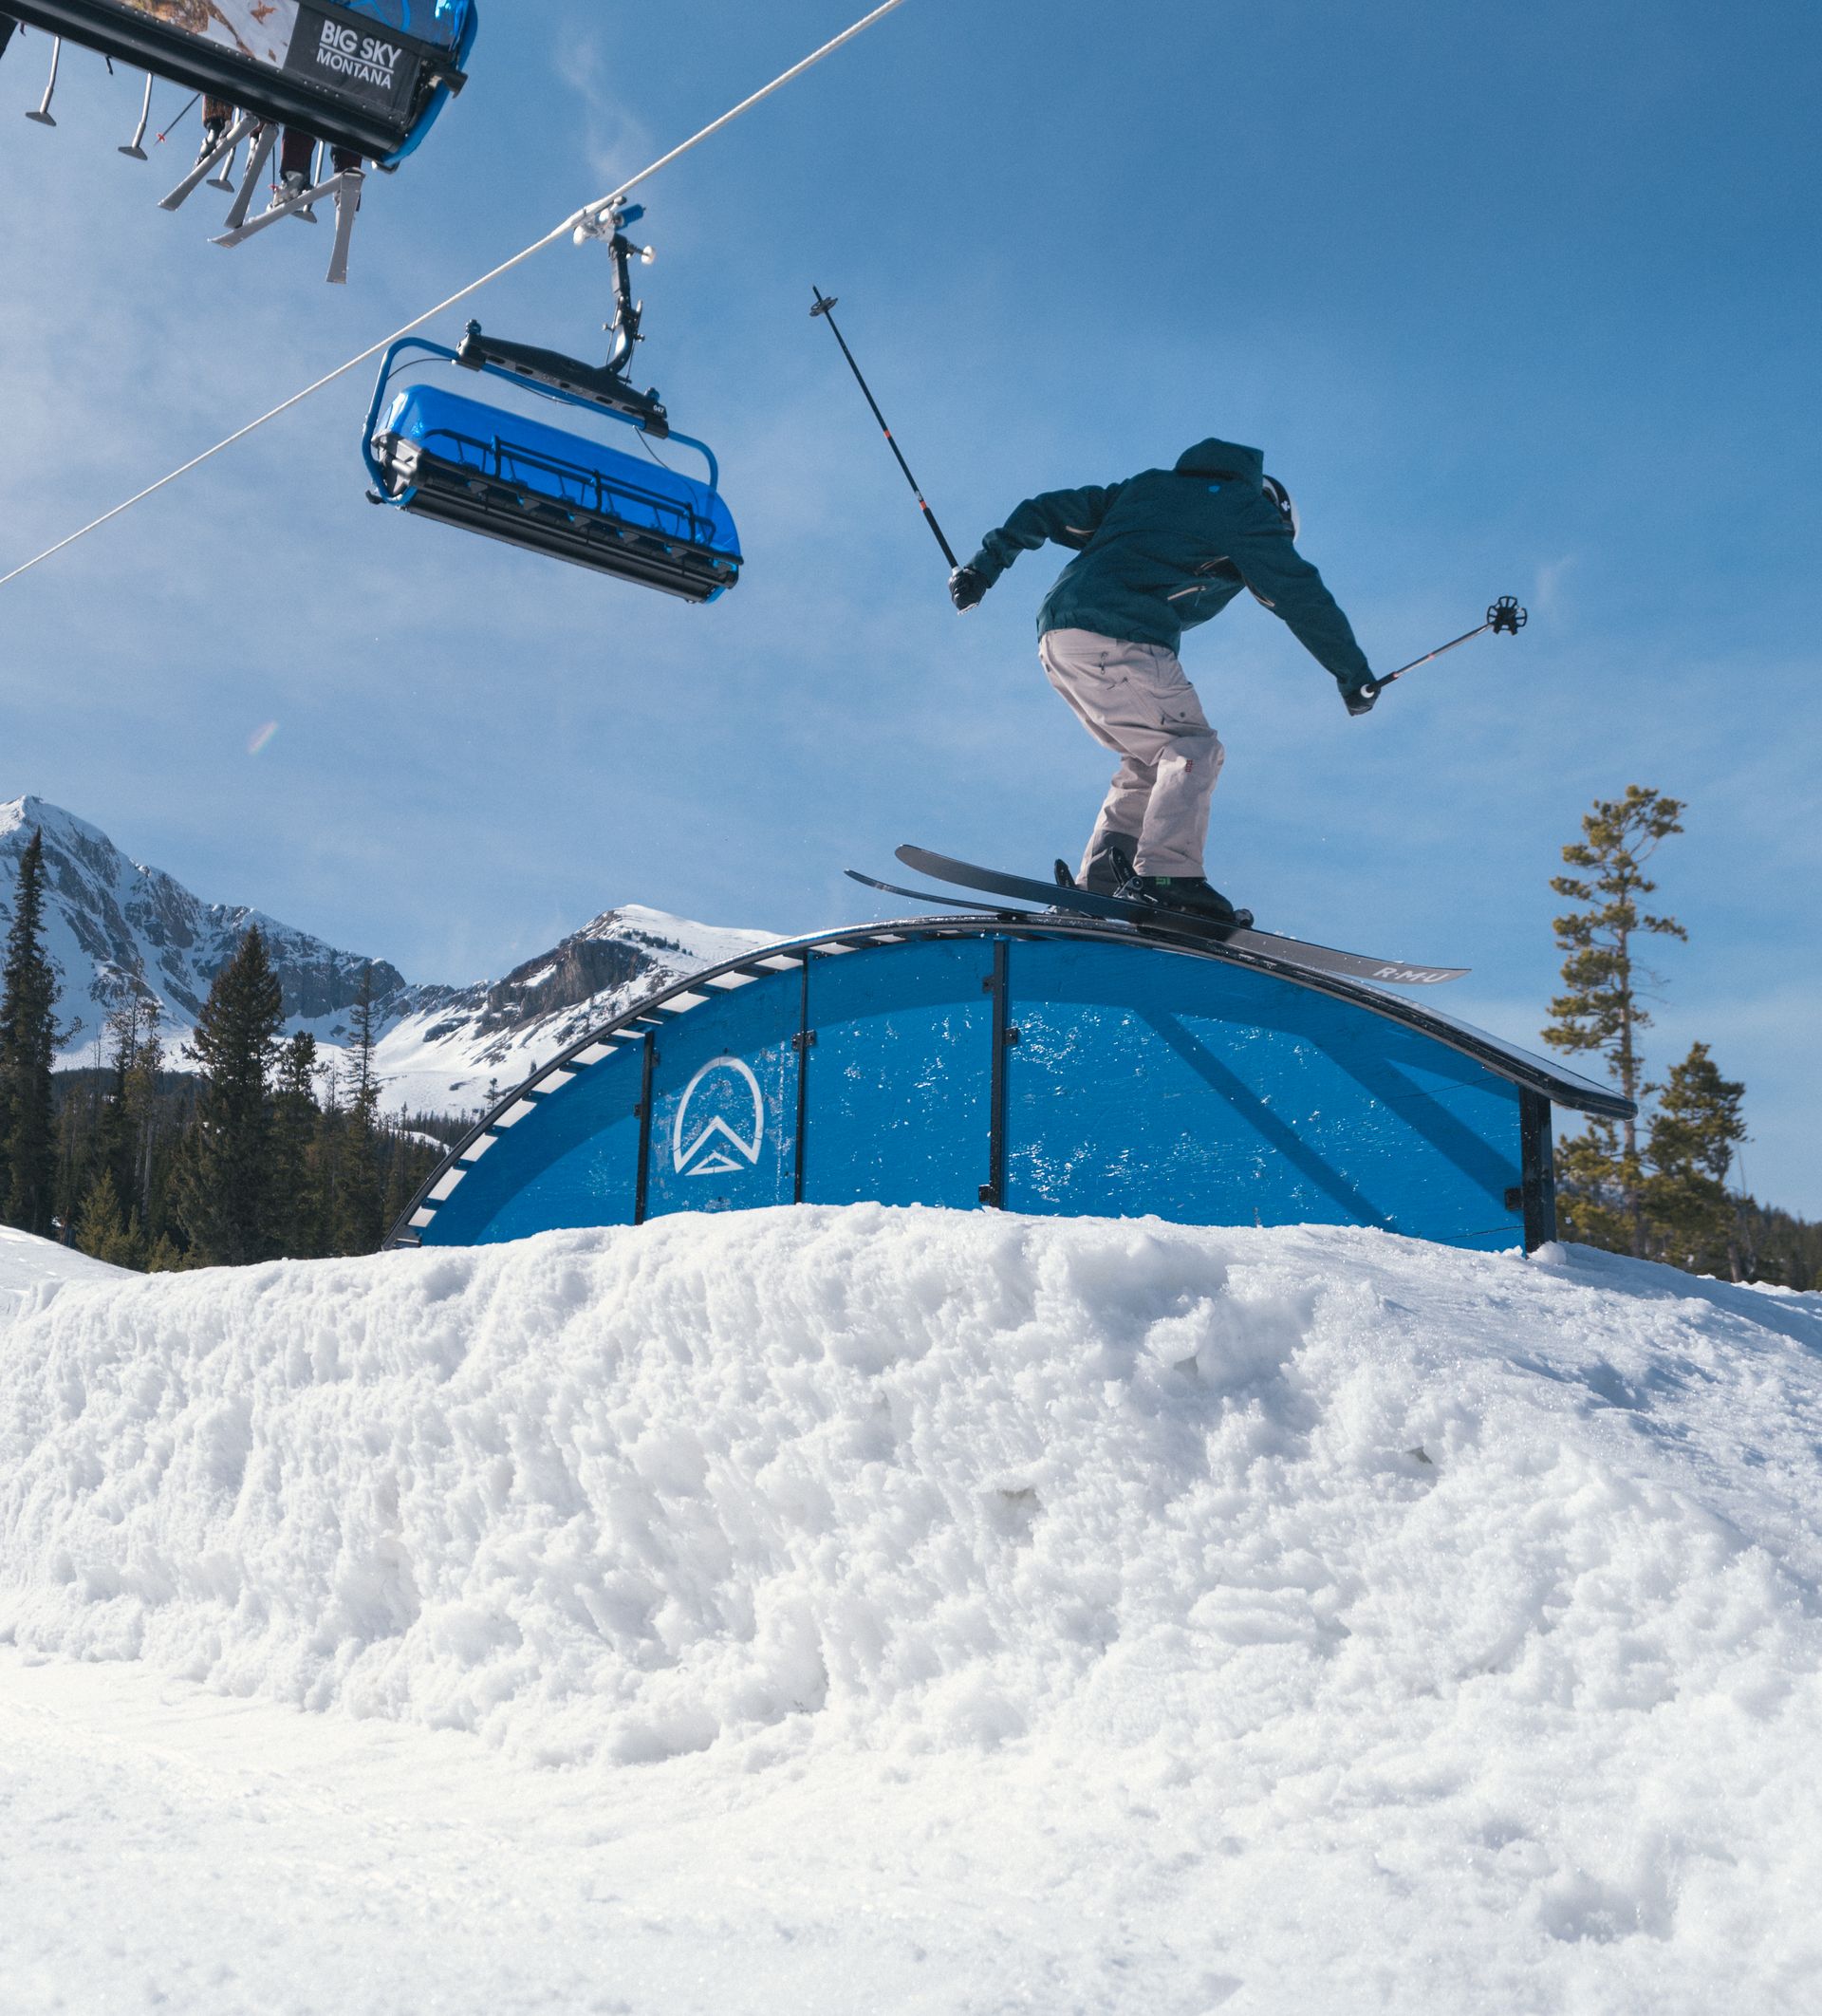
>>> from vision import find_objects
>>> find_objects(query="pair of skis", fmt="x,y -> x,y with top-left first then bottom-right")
159,113 -> 364,285
849,847 -> 1468,987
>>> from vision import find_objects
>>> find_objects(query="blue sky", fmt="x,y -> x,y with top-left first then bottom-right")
1,0 -> 1817,1209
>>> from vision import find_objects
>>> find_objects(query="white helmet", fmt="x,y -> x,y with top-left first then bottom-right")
1261,475 -> 1299,540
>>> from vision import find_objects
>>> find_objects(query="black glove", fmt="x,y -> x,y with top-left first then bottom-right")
1342,678 -> 1379,717
949,565 -> 988,612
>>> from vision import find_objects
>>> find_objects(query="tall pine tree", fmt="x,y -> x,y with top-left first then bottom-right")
1646,1042 -> 1748,1279
333,963 -> 385,1254
174,926 -> 284,1265
267,1031 -> 324,1258
0,830 -> 61,1237
1543,786 -> 1685,1254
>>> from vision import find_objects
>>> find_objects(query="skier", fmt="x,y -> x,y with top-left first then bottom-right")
195,98 -> 359,207
196,95 -> 233,166
274,127 -> 362,206
949,437 -> 1377,924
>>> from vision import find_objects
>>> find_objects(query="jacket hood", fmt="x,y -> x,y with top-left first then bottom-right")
1173,438 -> 1265,481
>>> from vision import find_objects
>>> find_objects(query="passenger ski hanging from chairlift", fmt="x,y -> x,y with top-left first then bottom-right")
363,202 -> 743,602
2,0 -> 478,281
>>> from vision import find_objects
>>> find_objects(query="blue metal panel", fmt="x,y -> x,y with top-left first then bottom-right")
1003,939 -> 1524,1247
422,1042 -> 644,1246
642,970 -> 801,1218
804,939 -> 995,1207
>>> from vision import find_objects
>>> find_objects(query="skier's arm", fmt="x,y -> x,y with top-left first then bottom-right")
1228,500 -> 1372,692
968,483 -> 1126,587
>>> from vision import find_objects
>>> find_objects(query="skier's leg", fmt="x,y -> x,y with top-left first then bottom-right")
1138,727 -> 1224,877
1040,629 -> 1222,881
1102,644 -> 1220,876
0,18 -> 17,65
197,95 -> 232,166
1082,760 -> 1150,893
279,127 -> 316,200
1039,628 -> 1151,892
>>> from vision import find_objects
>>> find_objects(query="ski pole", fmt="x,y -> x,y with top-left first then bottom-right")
810,287 -> 960,570
1361,595 -> 1527,699
156,92 -> 199,145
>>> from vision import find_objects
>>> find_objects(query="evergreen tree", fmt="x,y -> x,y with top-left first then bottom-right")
92,992 -> 142,1229
1728,1199 -> 1822,1292
1543,786 -> 1686,1254
1645,1042 -> 1748,1279
267,1031 -> 324,1258
331,964 -> 385,1254
74,1166 -> 141,1269
0,830 -> 62,1237
120,995 -> 166,1238
173,926 -> 284,1265
381,1129 -> 418,1244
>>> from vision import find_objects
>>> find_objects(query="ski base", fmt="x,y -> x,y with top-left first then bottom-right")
879,847 -> 1468,986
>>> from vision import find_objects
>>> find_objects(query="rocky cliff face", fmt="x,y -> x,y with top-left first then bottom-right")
1,795 -> 437,1052
1,796 -> 772,1114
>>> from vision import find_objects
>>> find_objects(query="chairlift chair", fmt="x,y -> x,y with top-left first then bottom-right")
363,204 -> 742,602
8,0 -> 477,277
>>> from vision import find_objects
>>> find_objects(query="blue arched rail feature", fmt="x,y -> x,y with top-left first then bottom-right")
6,0 -> 478,164
394,917 -> 1633,1258
364,339 -> 741,601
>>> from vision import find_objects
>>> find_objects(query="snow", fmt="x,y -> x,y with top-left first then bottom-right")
368,903 -> 776,1116
1,793 -> 415,1065
0,1224 -> 129,1324
3,1210 -> 1820,2011
4,793 -> 774,1120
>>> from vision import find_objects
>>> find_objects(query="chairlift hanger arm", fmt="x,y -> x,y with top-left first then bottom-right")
456,202 -> 669,433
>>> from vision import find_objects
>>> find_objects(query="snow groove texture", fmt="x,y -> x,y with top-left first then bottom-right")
3,1210 -> 1822,1988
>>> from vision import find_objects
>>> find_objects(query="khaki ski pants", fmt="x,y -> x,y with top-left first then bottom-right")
1039,627 -> 1225,884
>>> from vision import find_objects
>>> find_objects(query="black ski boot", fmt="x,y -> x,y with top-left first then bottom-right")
1115,874 -> 1255,932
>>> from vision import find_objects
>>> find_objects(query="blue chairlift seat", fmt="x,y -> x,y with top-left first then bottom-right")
366,344 -> 741,602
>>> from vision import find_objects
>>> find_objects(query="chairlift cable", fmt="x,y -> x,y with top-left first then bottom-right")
0,0 -> 912,593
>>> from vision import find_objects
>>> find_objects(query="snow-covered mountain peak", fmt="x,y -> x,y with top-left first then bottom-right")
381,902 -> 775,1115
1,796 -> 774,1117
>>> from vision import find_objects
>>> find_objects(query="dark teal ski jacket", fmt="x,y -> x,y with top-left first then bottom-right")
967,438 -> 1372,690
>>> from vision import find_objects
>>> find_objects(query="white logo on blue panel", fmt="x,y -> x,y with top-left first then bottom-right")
673,1055 -> 765,1177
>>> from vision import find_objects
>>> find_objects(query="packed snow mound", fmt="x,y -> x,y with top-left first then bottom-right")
0,1226 -> 128,1324
5,1215 -> 1821,1833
